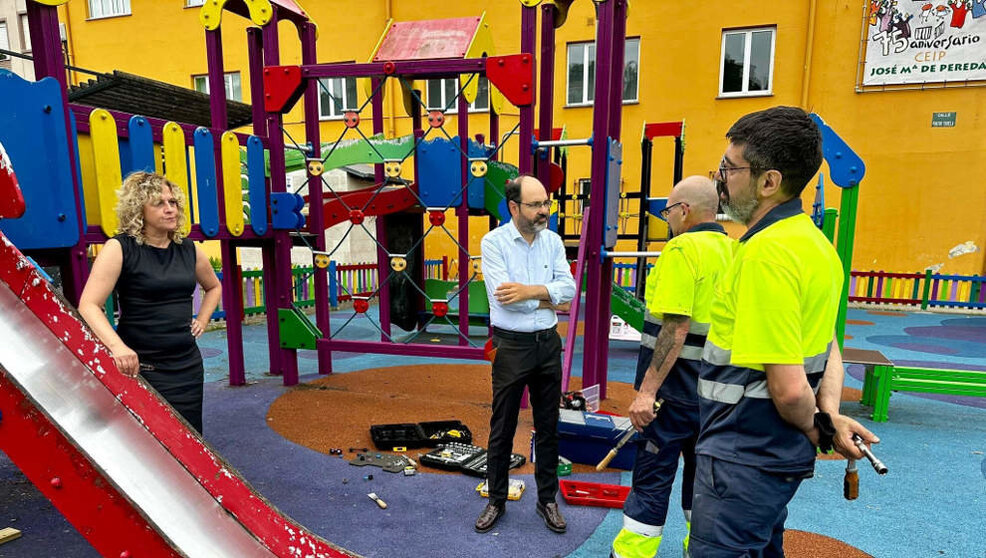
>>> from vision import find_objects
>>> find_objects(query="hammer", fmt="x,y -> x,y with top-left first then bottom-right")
595,399 -> 664,471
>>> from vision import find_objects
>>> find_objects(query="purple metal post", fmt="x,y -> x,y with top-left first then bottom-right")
245,27 -> 282,384
300,22 -> 331,375
262,7 -> 300,385
591,0 -> 628,401
25,2 -> 88,304
536,3 -> 556,182
206,26 -> 246,387
456,94 -> 470,344
517,4 -> 537,174
370,77 -> 391,338
582,0 -> 616,399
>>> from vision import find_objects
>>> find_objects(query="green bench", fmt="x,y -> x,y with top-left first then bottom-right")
849,348 -> 986,422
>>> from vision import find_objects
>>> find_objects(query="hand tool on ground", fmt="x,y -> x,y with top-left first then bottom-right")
367,492 -> 387,509
595,399 -> 664,471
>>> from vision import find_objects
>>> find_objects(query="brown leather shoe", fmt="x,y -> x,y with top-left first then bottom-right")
536,501 -> 567,533
474,502 -> 505,533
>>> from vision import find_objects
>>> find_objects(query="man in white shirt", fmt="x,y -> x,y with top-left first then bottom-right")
475,174 -> 576,534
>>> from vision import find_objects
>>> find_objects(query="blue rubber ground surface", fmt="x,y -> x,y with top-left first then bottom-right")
1,308 -> 984,557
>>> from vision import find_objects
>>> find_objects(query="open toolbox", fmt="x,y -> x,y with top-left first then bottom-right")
369,423 -> 427,450
419,420 -> 473,446
559,479 -> 631,508
370,420 -> 472,450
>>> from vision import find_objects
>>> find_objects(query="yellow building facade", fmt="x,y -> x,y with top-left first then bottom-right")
55,0 -> 985,276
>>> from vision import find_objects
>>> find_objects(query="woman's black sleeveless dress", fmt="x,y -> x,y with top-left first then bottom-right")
114,234 -> 204,433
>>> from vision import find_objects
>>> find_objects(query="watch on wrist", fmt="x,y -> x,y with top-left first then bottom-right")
813,412 -> 836,453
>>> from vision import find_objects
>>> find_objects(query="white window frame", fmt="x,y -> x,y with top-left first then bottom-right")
88,0 -> 131,20
0,21 -> 9,60
192,72 -> 242,102
185,0 -> 205,7
718,27 -> 775,98
18,13 -> 30,52
565,37 -> 640,107
425,77 -> 489,114
317,77 -> 359,120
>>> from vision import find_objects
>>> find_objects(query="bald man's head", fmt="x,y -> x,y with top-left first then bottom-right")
663,175 -> 718,236
669,176 -> 719,219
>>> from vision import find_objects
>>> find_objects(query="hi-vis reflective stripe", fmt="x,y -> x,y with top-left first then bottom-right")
639,334 -> 704,361
698,373 -> 825,402
645,311 -> 711,336
703,341 -> 832,374
623,515 -> 664,537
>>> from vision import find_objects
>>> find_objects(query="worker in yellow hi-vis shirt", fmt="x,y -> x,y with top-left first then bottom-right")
690,106 -> 880,557
611,176 -> 734,558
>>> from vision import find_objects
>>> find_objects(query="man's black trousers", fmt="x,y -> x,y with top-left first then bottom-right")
487,326 -> 562,505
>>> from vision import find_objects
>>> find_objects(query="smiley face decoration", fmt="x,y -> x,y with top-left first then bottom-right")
390,255 -> 407,272
343,111 -> 359,128
384,160 -> 402,178
427,111 -> 445,128
470,160 -> 488,178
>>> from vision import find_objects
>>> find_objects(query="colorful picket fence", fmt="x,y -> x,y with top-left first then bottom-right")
186,262 -> 381,321
849,270 -> 986,310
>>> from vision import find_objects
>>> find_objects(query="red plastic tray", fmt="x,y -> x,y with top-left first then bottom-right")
559,480 -> 630,508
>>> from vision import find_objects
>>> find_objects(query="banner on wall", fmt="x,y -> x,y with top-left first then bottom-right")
862,0 -> 986,86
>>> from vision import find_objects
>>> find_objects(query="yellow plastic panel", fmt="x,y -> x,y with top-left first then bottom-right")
490,85 -> 506,115
163,122 -> 193,235
200,0 -> 273,31
89,109 -> 122,237
221,132 -> 245,237
75,134 -> 101,227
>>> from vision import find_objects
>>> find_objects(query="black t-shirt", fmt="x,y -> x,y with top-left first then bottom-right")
114,234 -> 200,371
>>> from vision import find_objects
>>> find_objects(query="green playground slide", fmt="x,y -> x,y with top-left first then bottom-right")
610,283 -> 645,332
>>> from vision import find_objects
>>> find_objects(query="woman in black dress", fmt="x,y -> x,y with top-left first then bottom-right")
79,171 -> 221,434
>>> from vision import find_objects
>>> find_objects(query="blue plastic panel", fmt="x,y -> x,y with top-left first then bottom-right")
246,136 -> 268,236
603,139 -> 623,249
270,192 -> 305,230
467,139 -> 492,210
0,70 -> 81,249
127,116 -> 155,174
810,113 -> 866,188
192,127 -> 220,237
417,137 -> 461,208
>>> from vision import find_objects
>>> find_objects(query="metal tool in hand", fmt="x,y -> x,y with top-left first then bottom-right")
852,433 -> 888,474
595,398 -> 664,471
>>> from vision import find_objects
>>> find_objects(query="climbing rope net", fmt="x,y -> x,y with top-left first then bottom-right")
277,74 -> 520,347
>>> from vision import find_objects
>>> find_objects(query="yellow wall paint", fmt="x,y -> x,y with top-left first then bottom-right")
57,1 -> 985,275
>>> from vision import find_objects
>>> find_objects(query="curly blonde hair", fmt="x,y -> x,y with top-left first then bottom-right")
115,171 -> 187,245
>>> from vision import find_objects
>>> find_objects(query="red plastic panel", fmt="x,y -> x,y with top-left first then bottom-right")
319,186 -> 417,229
643,121 -> 684,140
263,65 -> 305,113
534,127 -> 564,141
0,142 -> 25,219
373,17 -> 481,61
486,54 -> 535,107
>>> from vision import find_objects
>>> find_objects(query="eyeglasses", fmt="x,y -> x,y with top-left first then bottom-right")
712,158 -> 763,187
659,201 -> 687,219
517,200 -> 552,210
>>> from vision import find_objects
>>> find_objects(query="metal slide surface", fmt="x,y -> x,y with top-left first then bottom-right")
0,234 -> 355,558
0,282 -> 273,556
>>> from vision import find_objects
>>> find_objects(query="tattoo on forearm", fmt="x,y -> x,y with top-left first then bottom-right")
649,315 -> 687,370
